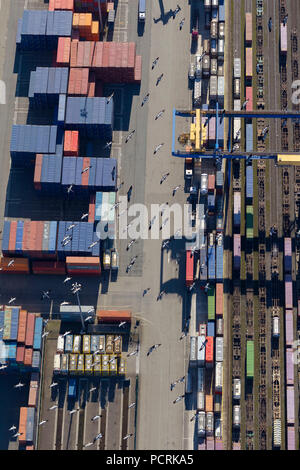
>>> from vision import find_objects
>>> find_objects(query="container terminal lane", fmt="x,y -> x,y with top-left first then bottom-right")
0,0 -> 300,453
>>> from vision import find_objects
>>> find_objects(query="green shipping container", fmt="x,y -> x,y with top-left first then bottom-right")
246,340 -> 254,378
207,287 -> 215,320
246,206 -> 253,239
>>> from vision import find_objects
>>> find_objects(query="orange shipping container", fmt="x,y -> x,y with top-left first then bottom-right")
18,310 -> 28,343
26,445 -> 34,450
24,347 -> 33,366
25,314 -> 35,347
96,310 -> 132,323
16,345 -> 25,363
19,407 -> 28,443
216,284 -> 223,316
28,386 -> 38,407
0,257 -> 30,273
205,394 -> 214,412
66,256 -> 100,266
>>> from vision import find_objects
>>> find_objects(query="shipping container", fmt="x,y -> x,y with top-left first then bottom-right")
246,340 -> 254,378
205,336 -> 214,366
197,335 -> 206,366
25,314 -> 35,347
280,23 -> 287,54
190,336 -> 197,366
273,419 -> 281,447
197,411 -> 206,437
246,206 -> 254,238
57,335 -> 65,353
73,335 -> 81,353
207,286 -> 215,320
233,405 -> 241,427
207,321 -> 215,338
245,86 -> 253,111
82,335 -> 91,354
215,361 -> 223,392
215,337 -> 223,362
286,349 -> 294,385
246,165 -> 253,199
197,390 -> 205,410
285,309 -> 294,346
206,411 -> 214,435
285,277 -> 293,310
272,317 -> 280,338
61,353 -> 68,374
205,394 -> 213,412
245,13 -> 252,44
287,427 -> 295,450
233,192 -> 241,227
96,310 -> 131,323
53,353 -> 61,373
186,250 -> 194,286
286,386 -> 295,424
64,334 -> 73,353
119,357 -> 126,376
234,58 -> 241,78
18,407 -> 28,444
284,238 -> 292,273
233,234 -> 241,270
245,47 -> 253,78
216,318 -> 223,336
245,123 -> 253,152
233,378 -> 241,400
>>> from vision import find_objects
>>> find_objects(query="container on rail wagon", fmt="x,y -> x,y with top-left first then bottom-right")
57,335 -> 64,353
286,349 -> 294,386
207,321 -> 215,338
77,354 -> 84,374
102,354 -> 109,375
114,335 -> 122,355
285,276 -> 293,310
233,378 -> 241,400
234,58 -> 241,78
93,354 -> 101,374
202,55 -> 210,77
64,334 -> 73,353
233,192 -> 241,227
69,354 -> 77,373
211,20 -> 218,40
193,78 -> 202,106
246,165 -> 253,199
284,238 -> 292,273
197,367 -> 205,392
206,411 -> 214,435
210,75 -> 217,101
197,335 -> 206,366
199,323 -> 207,336
245,47 -> 253,78
197,411 -> 206,437
285,309 -> 294,346
233,405 -> 241,427
119,357 -> 126,376
214,393 -> 222,413
218,22 -> 225,40
218,1 -> 225,22
217,39 -> 224,59
26,408 -> 35,444
204,0 -> 211,11
73,335 -> 81,353
272,316 -> 280,338
287,427 -> 295,450
245,123 -> 253,152
245,86 -> 253,111
245,13 -> 252,44
205,336 -> 214,366
246,206 -> 254,238
234,99 -> 241,111
212,0 -> 218,8
216,170 -> 223,192
273,419 -> 282,447
215,337 -> 223,362
208,287 -> 215,321
233,234 -> 241,270
280,23 -> 287,54
197,390 -> 205,410
185,370 -> 193,394
215,361 -> 223,393
206,436 -> 215,450
217,76 -> 224,104
233,78 -> 240,99
53,354 -> 61,373
186,250 -> 194,286
190,336 -> 197,366
246,340 -> 254,378
208,174 -> 215,192
286,386 -> 295,424
215,438 -> 223,450
208,244 -> 216,279
216,318 -> 223,336
206,394 -> 213,413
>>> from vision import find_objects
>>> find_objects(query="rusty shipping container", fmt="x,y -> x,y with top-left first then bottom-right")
25,314 -> 35,347
245,47 -> 253,78
17,310 -> 28,343
96,310 -> 131,323
245,13 -> 252,44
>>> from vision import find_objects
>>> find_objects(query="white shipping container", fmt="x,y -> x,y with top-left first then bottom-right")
57,335 -> 64,353
272,316 -> 280,337
201,173 -> 208,195
233,405 -> 241,427
215,361 -> 223,391
206,411 -> 214,435
197,411 -> 206,436
194,79 -> 202,105
233,118 -> 241,142
234,58 -> 241,78
190,336 -> 197,365
53,354 -> 61,373
217,76 -> 224,100
197,335 -> 206,365
234,99 -> 241,111
197,390 -> 205,410
210,75 -> 218,99
73,335 -> 81,353
273,419 -> 281,447
215,418 -> 222,438
215,337 -> 223,362
216,317 -> 223,336
233,378 -> 241,400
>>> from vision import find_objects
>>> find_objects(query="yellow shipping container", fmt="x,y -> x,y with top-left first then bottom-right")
72,13 -> 79,28
277,154 -> 300,165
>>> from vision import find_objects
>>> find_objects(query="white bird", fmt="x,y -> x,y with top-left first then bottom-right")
91,414 -> 101,422
81,166 -> 92,174
67,185 -> 73,194
173,395 -> 185,404
13,432 -> 22,438
14,382 -> 25,388
123,433 -> 133,440
84,315 -> 93,323
241,99 -> 249,110
50,382 -> 58,388
113,335 -> 121,342
42,291 -> 50,300
49,405 -> 58,410
60,301 -> 70,306
172,185 -> 181,195
8,297 -> 16,305
127,349 -> 138,357
7,260 -> 15,267
62,238 -> 72,247
62,331 -> 72,337
128,402 -> 135,409
119,321 -> 126,328
42,331 -> 50,338
84,442 -> 94,448
62,234 -> 71,242
153,143 -> 164,154
88,241 -> 99,249
162,240 -> 170,249
155,109 -> 165,120
106,92 -> 114,103
161,218 -> 169,229
87,307 -> 94,314
39,420 -> 48,426
108,357 -> 116,364
67,224 -> 76,231
0,364 -> 8,370
9,425 -> 17,432
104,141 -> 112,149
89,387 -> 97,393
81,213 -> 89,221
69,409 -> 78,415
93,433 -> 103,441
63,277 -> 72,283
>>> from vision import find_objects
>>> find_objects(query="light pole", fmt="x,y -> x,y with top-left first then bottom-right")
71,282 -> 85,333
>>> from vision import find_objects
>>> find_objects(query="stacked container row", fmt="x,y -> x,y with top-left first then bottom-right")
29,67 -> 68,108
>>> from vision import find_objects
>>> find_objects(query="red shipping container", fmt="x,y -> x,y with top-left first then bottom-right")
18,310 -> 28,343
24,347 -> 33,366
25,314 -> 35,347
34,154 -> 43,190
32,261 -> 66,275
186,250 -> 194,286
70,40 -> 78,67
245,87 -> 253,111
26,445 -> 34,450
56,37 -> 71,65
16,345 -> 25,363
49,0 -> 55,10
96,310 -> 131,323
8,221 -> 17,253
205,336 -> 214,363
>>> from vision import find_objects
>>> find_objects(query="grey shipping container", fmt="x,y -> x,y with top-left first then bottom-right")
234,58 -> 241,78
197,335 -> 206,366
210,75 -> 218,100
190,336 -> 197,366
246,166 -> 253,199
215,337 -> 223,362
245,123 -> 253,152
